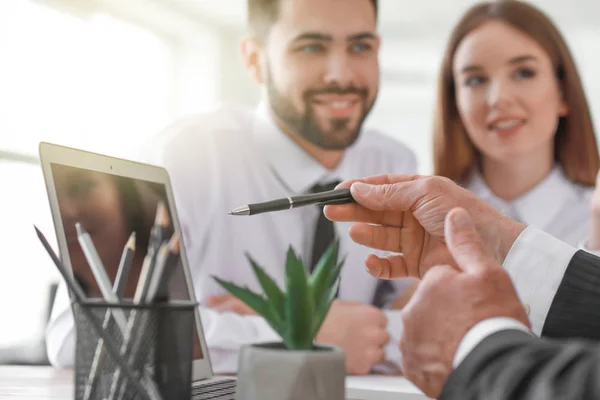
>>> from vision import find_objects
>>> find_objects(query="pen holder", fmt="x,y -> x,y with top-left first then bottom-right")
72,299 -> 196,400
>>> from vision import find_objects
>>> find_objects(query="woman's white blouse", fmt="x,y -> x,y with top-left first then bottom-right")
464,166 -> 599,256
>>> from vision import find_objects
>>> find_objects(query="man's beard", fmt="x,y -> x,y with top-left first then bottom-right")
266,69 -> 375,150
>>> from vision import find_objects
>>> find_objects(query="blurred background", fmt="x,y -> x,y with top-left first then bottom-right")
0,0 -> 599,365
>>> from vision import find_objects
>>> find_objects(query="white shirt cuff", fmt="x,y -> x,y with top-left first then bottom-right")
370,309 -> 404,374
453,317 -> 531,368
502,226 -> 576,335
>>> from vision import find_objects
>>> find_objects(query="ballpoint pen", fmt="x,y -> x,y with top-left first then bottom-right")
228,187 -> 354,216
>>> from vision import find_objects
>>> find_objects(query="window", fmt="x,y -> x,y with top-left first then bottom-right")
0,0 -> 173,160
0,0 -> 210,360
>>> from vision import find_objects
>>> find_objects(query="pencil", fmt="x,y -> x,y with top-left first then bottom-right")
76,223 -> 127,333
84,231 -> 136,400
146,234 -> 180,303
34,226 -> 162,400
153,235 -> 181,301
107,203 -> 170,400
119,235 -> 181,394
115,232 -> 136,298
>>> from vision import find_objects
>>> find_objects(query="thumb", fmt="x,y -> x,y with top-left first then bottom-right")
350,182 -> 407,211
445,207 -> 496,274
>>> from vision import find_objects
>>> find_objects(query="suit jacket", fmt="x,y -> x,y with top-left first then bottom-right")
441,250 -> 600,399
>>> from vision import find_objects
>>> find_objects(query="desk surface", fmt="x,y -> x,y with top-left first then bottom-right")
0,366 -> 431,400
0,366 -> 72,399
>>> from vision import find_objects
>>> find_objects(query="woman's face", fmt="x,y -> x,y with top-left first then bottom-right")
452,21 -> 568,163
54,165 -> 129,288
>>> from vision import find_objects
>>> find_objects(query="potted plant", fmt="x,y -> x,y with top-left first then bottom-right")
213,240 -> 345,400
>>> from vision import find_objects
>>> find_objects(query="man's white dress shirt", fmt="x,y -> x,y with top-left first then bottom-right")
45,102 -> 418,372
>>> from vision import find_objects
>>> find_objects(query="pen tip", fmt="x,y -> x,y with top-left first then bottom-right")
75,222 -> 85,235
227,211 -> 233,215
127,232 -> 136,248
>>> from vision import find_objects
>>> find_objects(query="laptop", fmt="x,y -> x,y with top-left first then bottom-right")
39,142 -> 236,400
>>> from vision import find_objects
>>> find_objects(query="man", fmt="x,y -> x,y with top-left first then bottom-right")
325,174 -> 600,398
45,0 -> 417,374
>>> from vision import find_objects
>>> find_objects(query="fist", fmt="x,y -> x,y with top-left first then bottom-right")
316,300 -> 390,374
206,294 -> 258,315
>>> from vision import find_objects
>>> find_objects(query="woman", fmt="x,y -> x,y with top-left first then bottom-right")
391,0 -> 600,310
433,0 -> 600,251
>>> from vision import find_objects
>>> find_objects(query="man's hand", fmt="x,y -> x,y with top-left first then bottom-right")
588,169 -> 600,249
399,208 -> 530,398
209,296 -> 390,374
206,294 -> 258,315
316,300 -> 390,374
324,174 -> 525,280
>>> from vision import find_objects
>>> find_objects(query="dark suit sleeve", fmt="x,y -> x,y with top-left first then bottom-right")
440,329 -> 600,400
542,250 -> 600,339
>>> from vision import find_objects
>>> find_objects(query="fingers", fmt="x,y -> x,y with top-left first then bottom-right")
349,223 -> 402,253
206,294 -> 230,306
207,294 -> 257,315
421,264 -> 457,282
335,173 -> 421,189
350,182 -> 413,212
365,253 -> 411,279
324,176 -> 423,226
445,208 -> 496,274
401,264 -> 456,314
324,203 -> 404,227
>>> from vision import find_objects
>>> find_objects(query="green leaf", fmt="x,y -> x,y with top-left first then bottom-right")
246,253 -> 285,321
325,256 -> 346,292
212,276 -> 286,338
283,247 -> 313,350
311,277 -> 340,339
212,276 -> 269,314
308,240 -> 340,309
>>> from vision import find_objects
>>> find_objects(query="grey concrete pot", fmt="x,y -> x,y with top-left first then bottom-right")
235,342 -> 345,400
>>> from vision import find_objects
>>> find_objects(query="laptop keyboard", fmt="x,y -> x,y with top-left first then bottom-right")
191,379 -> 236,400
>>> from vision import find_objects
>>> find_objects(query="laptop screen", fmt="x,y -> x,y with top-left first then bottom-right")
50,162 -> 203,361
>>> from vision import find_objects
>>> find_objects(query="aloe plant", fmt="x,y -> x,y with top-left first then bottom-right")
212,240 -> 344,350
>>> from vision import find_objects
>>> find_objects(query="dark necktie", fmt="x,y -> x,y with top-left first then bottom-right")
308,180 -> 396,307
371,278 -> 396,308
309,180 -> 340,273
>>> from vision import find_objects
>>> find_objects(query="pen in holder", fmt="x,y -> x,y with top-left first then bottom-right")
72,298 -> 196,400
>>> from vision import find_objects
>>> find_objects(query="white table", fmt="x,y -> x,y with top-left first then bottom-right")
346,375 -> 431,400
0,366 -> 72,399
0,366 -> 431,399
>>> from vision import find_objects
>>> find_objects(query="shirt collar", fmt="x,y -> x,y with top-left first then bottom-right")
466,166 -> 577,229
251,101 -> 355,194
